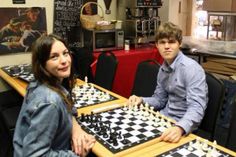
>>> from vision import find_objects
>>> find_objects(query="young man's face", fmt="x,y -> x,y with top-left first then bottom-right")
156,38 -> 180,65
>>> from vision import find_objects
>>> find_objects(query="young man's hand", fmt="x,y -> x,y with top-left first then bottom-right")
159,126 -> 184,143
127,95 -> 143,107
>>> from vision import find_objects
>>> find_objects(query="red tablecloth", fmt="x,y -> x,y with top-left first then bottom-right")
91,46 -> 163,98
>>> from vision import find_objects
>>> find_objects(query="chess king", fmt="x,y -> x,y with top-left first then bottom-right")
127,22 -> 208,143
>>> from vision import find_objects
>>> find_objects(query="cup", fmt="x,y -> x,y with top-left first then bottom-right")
124,40 -> 130,51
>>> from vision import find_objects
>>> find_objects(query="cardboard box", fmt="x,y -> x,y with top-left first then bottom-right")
203,0 -> 236,12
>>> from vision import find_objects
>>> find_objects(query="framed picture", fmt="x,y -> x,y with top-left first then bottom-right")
0,7 -> 47,55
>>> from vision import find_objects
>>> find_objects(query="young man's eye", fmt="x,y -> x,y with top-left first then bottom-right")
158,40 -> 166,44
169,40 -> 177,43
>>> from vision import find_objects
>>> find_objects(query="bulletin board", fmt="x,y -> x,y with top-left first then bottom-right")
53,0 -> 83,48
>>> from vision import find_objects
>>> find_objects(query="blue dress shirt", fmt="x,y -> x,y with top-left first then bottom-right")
143,52 -> 208,134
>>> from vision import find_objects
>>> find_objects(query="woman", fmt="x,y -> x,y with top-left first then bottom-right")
13,34 -> 95,157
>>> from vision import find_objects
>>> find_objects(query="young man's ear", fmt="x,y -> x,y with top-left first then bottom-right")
155,43 -> 158,48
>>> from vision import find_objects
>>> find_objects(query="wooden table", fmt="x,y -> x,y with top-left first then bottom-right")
0,68 -> 27,96
1,68 -> 235,157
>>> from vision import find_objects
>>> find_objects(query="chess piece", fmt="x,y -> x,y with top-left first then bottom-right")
202,139 -> 209,151
187,141 -> 194,151
84,76 -> 88,83
10,66 -> 21,74
80,113 -> 85,122
195,137 -> 201,150
123,103 -> 128,111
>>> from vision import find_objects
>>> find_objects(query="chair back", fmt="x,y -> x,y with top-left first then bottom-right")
71,47 -> 94,82
131,59 -> 160,97
94,51 -> 118,90
198,72 -> 225,140
225,94 -> 236,151
0,90 -> 22,157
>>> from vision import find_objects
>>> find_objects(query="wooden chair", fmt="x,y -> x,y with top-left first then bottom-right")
94,51 -> 118,90
131,59 -> 160,97
196,72 -> 225,141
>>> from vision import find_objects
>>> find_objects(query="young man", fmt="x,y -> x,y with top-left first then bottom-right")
128,22 -> 208,143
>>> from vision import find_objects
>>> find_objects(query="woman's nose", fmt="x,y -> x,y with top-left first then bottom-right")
60,55 -> 67,63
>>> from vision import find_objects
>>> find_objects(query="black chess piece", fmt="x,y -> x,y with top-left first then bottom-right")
80,113 -> 85,122
121,135 -> 129,145
94,122 -> 100,132
112,137 -> 118,146
10,66 -> 21,75
117,131 -> 122,140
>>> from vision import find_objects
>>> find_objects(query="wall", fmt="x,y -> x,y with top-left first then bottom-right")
158,0 -> 169,22
0,0 -> 116,92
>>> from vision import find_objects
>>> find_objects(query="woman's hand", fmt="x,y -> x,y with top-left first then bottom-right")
72,117 -> 96,157
159,126 -> 184,143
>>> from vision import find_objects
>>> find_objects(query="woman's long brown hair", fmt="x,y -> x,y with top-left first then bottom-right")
31,34 -> 76,111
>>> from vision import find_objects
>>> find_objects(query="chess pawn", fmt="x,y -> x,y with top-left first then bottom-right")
195,137 -> 201,150
84,76 -> 88,83
154,112 -> 160,122
211,140 -> 218,155
188,141 -> 194,151
133,105 -> 138,115
150,106 -> 154,114
201,139 -> 209,151
123,103 -> 128,111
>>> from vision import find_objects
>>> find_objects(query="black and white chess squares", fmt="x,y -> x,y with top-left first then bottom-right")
72,84 -> 118,108
77,107 -> 172,154
1,64 -> 35,82
158,139 -> 232,157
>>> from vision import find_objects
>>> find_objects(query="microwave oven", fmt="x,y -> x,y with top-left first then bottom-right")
83,29 -> 124,52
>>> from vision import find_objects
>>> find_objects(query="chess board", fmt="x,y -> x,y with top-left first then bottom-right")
1,64 -> 34,82
158,139 -> 233,157
77,105 -> 172,154
72,83 -> 118,109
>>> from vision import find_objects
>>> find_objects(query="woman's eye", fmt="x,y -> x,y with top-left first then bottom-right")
50,55 -> 58,60
63,51 -> 70,56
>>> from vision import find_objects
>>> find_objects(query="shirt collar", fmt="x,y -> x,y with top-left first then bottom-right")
161,51 -> 183,73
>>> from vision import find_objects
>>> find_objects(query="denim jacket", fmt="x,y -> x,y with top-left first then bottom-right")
13,81 -> 77,157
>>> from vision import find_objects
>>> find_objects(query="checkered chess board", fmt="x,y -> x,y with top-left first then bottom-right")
77,106 -> 172,153
1,64 -> 34,82
158,139 -> 233,157
72,83 -> 118,109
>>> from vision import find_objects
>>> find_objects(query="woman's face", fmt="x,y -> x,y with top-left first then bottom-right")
45,40 -> 71,82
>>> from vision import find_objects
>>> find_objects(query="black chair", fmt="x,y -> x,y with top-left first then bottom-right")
71,47 -> 94,82
196,72 -> 225,141
131,59 -> 160,97
94,51 -> 118,90
225,94 -> 236,151
0,90 -> 22,157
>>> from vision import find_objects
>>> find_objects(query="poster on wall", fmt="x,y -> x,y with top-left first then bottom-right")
0,7 -> 47,55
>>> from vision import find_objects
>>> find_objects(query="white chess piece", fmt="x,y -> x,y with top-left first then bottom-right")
123,103 -> 128,111
202,139 -> 209,151
195,137 -> 201,150
187,141 -> 194,151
